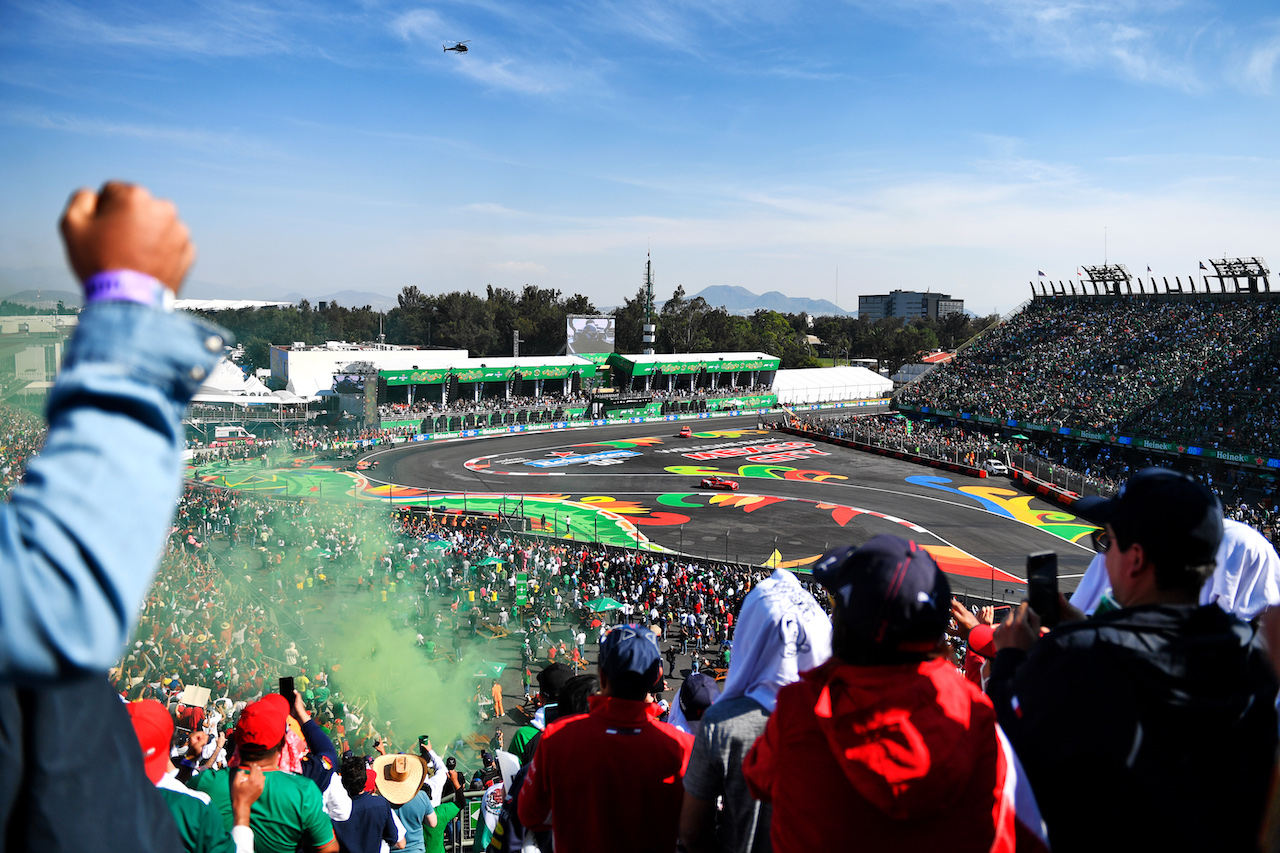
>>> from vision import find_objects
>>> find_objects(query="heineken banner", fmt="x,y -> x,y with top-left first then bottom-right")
899,405 -> 1279,470
381,363 -> 592,386
610,354 -> 781,376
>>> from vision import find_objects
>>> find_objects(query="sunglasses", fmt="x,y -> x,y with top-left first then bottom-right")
1090,529 -> 1112,553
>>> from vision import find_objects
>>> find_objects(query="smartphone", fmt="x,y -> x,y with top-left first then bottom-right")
1026,551 -> 1060,628
278,676 -> 295,703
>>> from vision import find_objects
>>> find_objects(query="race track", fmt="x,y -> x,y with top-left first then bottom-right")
358,414 -> 1098,600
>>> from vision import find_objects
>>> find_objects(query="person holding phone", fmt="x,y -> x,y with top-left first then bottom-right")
988,468 -> 1278,852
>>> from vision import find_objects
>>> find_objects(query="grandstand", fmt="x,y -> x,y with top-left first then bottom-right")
898,260 -> 1280,474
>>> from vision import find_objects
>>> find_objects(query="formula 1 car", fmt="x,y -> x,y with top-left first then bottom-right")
700,475 -> 739,491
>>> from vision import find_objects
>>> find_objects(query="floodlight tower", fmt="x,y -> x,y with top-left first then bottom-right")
1208,257 -> 1270,293
642,252 -> 656,355
1081,264 -> 1132,296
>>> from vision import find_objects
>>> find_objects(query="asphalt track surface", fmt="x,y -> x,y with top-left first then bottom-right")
360,413 -> 1098,601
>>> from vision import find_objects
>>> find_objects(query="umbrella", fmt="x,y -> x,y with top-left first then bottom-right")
584,597 -> 624,613
478,556 -> 505,566
1012,434 -> 1030,440
473,661 -> 507,679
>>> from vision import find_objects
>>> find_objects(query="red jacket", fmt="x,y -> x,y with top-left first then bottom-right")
518,695 -> 694,853
744,657 -> 1025,853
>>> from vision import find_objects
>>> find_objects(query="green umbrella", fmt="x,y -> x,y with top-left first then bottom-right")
1012,433 -> 1031,440
478,556 -> 505,566
584,597 -> 625,612
473,661 -> 507,679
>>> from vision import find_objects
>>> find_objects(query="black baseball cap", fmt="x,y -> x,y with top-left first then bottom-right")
813,534 -> 950,653
1074,468 -> 1222,565
678,673 -> 720,716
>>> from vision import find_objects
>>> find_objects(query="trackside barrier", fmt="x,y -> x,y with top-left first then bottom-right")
355,400 -> 887,449
776,425 -> 989,479
1010,467 -> 1081,508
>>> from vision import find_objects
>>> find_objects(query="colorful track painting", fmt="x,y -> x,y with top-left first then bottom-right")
190,457 -> 1020,582
905,475 -> 1098,546
467,429 -> 851,484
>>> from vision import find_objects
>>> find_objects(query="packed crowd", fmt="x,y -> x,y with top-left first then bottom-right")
897,296 -> 1280,453
793,412 -> 1280,547
0,402 -> 44,498
378,392 -> 591,421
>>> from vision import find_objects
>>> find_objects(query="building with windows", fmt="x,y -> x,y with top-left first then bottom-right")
858,291 -> 964,321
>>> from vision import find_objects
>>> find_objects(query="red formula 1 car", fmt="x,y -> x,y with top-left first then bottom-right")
700,475 -> 739,491
678,426 -> 693,438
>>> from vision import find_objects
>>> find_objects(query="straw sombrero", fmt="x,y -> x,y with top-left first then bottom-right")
371,754 -> 426,806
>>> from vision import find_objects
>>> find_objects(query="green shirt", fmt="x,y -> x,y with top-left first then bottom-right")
509,725 -> 539,765
158,781 -> 236,853
192,768 -> 334,853
424,800 -> 461,853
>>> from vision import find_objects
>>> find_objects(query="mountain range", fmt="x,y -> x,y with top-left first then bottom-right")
691,285 -> 853,316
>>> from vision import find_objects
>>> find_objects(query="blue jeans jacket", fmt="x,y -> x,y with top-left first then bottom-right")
0,302 -> 229,681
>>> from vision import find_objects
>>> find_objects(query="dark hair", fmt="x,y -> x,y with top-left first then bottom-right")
237,734 -> 286,764
339,753 -> 367,798
558,675 -> 600,716
831,607 -> 941,666
604,671 -> 651,701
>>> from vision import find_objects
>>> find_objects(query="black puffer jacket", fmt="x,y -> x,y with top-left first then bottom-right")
987,603 -> 1277,853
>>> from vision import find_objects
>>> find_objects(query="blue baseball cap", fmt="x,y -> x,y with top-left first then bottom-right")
814,534 -> 950,652
599,624 -> 662,685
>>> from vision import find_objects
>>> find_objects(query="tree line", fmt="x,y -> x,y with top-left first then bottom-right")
192,284 -> 1000,374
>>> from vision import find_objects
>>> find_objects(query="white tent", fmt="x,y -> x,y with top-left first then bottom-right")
771,366 -> 891,405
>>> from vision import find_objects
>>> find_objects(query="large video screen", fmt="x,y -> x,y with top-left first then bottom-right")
566,315 -> 615,355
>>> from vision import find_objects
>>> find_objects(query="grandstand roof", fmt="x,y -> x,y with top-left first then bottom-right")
380,355 -> 597,386
773,366 -> 892,405
608,352 -> 780,376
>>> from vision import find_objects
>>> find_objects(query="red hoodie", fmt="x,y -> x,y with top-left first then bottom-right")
744,657 -> 1022,853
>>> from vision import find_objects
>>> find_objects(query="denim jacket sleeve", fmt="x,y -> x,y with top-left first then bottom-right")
0,302 -> 230,681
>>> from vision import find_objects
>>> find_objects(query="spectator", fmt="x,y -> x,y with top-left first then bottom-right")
744,537 -> 1040,852
191,694 -> 339,852
0,182 -> 228,850
128,698 -> 263,853
667,672 -> 719,736
518,625 -> 694,852
336,752 -> 405,851
389,753 -> 438,853
1070,517 -> 1280,620
680,568 -> 833,853
508,662 -> 572,765
989,468 -> 1279,851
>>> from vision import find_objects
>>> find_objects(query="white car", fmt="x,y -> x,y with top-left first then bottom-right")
981,459 -> 1009,476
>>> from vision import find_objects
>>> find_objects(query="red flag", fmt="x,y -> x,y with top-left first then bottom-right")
310,486 -> 320,492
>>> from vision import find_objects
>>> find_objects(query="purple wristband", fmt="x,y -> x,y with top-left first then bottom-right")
83,269 -> 168,308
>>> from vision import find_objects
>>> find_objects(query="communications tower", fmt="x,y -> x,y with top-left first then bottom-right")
642,252 -> 656,355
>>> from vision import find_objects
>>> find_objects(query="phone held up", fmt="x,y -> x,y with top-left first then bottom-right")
278,676 -> 296,704
1026,551 -> 1061,628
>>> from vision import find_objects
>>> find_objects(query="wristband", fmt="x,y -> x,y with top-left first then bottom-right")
84,269 -> 175,311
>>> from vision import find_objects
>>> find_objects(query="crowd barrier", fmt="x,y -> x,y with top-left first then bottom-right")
354,399 -> 887,449
775,425 -> 988,479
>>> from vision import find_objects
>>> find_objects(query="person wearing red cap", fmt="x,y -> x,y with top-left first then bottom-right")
190,694 -> 339,853
127,698 -> 263,853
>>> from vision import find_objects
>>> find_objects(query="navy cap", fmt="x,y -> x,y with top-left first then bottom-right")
599,624 -> 662,684
1074,468 -> 1222,565
678,673 -> 720,716
813,534 -> 950,652
536,663 -> 574,700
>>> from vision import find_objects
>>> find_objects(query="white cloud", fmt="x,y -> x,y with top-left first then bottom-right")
1239,32 -> 1280,94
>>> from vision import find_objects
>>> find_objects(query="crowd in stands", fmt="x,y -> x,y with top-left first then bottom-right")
378,392 -> 591,421
0,402 -> 44,498
897,296 -> 1280,454
792,412 -> 1280,548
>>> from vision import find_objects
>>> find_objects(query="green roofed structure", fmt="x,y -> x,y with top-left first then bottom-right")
607,352 -> 779,394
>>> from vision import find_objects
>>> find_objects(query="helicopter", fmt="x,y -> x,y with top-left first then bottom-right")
443,41 -> 470,54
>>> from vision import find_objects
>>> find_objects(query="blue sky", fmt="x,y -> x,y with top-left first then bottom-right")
1,0 -> 1278,313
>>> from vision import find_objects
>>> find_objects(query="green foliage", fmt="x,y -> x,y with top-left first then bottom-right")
192,284 -> 997,374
